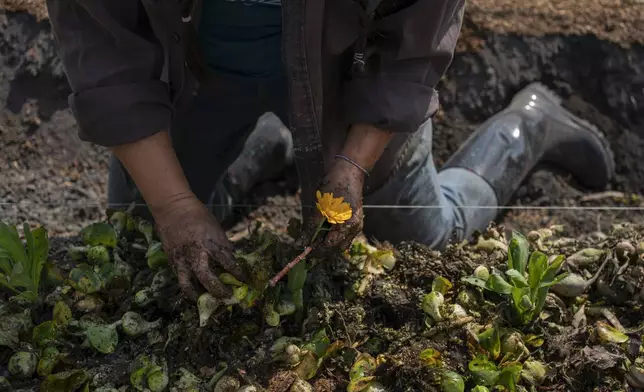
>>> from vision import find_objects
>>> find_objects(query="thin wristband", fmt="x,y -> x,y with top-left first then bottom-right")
334,154 -> 370,176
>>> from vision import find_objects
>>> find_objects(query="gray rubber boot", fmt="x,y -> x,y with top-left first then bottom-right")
209,112 -> 294,223
442,83 -> 615,206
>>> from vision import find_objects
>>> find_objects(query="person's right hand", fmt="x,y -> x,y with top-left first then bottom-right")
153,193 -> 248,301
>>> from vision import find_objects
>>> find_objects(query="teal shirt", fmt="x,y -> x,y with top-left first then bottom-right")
197,0 -> 283,78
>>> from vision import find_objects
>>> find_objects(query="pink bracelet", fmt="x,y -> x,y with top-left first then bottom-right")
335,154 -> 369,176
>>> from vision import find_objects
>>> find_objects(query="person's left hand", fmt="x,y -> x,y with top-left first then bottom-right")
300,158 -> 366,252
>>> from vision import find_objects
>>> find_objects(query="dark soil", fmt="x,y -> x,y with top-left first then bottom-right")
1,3 -> 644,236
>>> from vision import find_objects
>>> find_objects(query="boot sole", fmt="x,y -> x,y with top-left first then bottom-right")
519,82 -> 616,184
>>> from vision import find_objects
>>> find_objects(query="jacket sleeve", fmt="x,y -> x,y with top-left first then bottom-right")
343,0 -> 465,134
46,0 -> 173,146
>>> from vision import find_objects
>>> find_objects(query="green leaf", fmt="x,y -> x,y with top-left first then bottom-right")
146,242 -> 168,270
29,227 -> 49,289
441,371 -> 465,392
80,223 -> 118,248
0,222 -> 27,265
468,355 -> 500,386
33,321 -> 59,348
53,301 -> 72,329
538,272 -> 570,289
301,329 -> 330,358
10,262 -> 33,291
527,251 -> 548,289
287,259 -> 307,293
541,255 -> 566,284
0,250 -> 13,276
508,232 -> 529,274
505,269 -> 529,288
87,325 -> 119,354
497,363 -> 523,392
41,370 -> 89,392
461,276 -> 488,290
511,286 -> 532,315
485,274 -> 514,295
477,327 -> 501,359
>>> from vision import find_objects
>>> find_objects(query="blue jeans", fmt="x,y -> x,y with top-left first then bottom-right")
363,118 -> 498,249
108,76 -> 498,249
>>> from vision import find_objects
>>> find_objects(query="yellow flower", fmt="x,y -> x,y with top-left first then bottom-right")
316,191 -> 353,224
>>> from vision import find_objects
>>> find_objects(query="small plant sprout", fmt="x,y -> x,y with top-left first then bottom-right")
463,231 -> 569,325
422,291 -> 445,322
0,222 -> 50,302
421,276 -> 453,323
269,191 -> 352,287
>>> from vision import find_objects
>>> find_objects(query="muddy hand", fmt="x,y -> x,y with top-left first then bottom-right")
304,158 -> 365,252
154,194 -> 247,301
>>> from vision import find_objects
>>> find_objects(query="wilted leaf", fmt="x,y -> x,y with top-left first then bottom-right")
350,353 -> 377,381
596,321 -> 629,344
347,376 -> 376,392
485,274 -> 513,295
294,352 -> 319,380
419,348 -> 442,367
432,276 -> 453,295
524,334 -> 544,348
80,223 -> 117,248
582,346 -> 624,370
508,231 -> 529,274
87,325 -> 119,354
53,301 -> 72,329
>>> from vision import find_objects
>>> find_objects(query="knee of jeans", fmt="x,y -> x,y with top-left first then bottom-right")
363,206 -> 463,250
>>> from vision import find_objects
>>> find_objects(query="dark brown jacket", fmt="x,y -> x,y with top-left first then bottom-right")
46,0 -> 464,205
